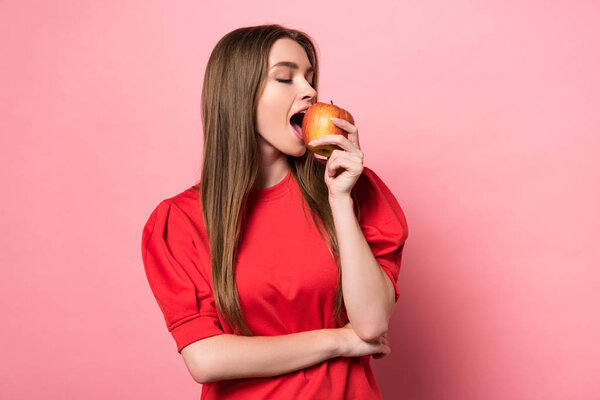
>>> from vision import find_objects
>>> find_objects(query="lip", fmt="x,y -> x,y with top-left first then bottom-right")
289,104 -> 311,142
289,104 -> 311,120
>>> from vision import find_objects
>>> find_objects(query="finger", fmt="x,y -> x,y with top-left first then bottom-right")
326,152 -> 363,177
313,152 -> 328,165
330,118 -> 358,135
373,344 -> 390,359
331,118 -> 361,149
309,133 -> 362,156
378,345 -> 390,356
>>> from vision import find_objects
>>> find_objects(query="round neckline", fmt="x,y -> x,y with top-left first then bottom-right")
249,169 -> 292,202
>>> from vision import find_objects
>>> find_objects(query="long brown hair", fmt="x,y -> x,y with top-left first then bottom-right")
197,24 -> 361,336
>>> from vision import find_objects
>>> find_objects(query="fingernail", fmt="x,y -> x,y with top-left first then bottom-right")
330,117 -> 340,122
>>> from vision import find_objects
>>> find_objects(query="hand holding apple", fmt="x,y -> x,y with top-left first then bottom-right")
301,101 -> 364,199
302,101 -> 356,158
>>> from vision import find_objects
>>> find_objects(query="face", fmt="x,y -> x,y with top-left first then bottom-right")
255,38 -> 317,159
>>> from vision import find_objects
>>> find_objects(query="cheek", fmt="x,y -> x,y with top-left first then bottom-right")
257,92 -> 287,128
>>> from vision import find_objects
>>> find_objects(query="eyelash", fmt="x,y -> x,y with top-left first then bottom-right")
277,78 -> 315,88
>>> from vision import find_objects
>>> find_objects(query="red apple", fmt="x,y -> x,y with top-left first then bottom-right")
302,101 -> 355,158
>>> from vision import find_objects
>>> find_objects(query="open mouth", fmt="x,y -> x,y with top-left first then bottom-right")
289,110 -> 306,137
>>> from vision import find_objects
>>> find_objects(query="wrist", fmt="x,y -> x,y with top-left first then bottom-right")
328,194 -> 353,209
327,328 -> 346,358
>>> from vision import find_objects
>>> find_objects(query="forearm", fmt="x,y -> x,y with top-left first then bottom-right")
329,195 -> 393,340
198,329 -> 340,384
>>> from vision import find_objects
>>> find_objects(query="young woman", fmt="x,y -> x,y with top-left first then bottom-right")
141,24 -> 408,399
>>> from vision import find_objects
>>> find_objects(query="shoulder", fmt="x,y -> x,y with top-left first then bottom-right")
352,165 -> 408,232
165,186 -> 202,214
143,186 -> 206,240
353,166 -> 400,205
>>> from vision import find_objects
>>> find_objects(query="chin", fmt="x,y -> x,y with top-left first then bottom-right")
296,142 -> 308,157
282,142 -> 307,158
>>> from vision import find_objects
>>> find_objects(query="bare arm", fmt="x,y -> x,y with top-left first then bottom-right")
181,328 -> 341,384
329,195 -> 393,341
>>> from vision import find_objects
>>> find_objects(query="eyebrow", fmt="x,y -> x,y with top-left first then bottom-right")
271,61 -> 314,74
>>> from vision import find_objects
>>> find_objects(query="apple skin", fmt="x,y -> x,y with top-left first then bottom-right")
302,102 -> 355,158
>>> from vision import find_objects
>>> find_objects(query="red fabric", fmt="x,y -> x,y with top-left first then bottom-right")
141,165 -> 408,399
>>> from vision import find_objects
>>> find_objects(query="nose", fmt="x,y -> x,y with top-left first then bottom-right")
301,81 -> 317,103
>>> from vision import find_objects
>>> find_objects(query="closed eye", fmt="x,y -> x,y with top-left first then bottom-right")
277,78 -> 315,88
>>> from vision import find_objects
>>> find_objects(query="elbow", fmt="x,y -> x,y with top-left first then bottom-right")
356,323 -> 388,343
194,374 -> 210,385
187,358 -> 207,384
191,363 -> 213,385
190,356 -> 216,384
181,334 -> 227,384
191,368 -> 207,385
181,347 -> 212,385
192,355 -> 223,384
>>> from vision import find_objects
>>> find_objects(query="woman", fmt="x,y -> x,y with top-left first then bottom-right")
141,24 -> 408,399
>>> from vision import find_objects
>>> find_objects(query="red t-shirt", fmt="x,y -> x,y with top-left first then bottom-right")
141,165 -> 408,399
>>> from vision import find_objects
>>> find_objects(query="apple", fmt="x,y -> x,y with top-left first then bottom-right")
302,101 -> 355,158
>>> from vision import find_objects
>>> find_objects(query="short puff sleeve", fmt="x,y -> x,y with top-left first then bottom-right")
353,166 -> 409,303
141,200 -> 224,353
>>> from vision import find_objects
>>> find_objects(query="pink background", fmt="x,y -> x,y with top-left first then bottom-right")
1,1 -> 599,399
